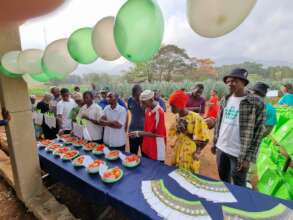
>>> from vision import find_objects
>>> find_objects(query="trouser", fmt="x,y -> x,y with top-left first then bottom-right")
129,137 -> 143,155
92,139 -> 103,144
108,145 -> 125,152
216,148 -> 247,187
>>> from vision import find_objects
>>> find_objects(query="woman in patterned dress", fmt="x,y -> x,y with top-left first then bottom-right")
169,90 -> 209,173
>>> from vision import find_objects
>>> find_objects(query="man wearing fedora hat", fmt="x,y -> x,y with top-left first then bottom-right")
212,68 -> 265,187
251,82 -> 277,136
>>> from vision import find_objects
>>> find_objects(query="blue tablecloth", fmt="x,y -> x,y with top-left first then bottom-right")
38,147 -> 293,220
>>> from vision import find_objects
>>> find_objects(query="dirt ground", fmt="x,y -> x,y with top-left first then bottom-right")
0,176 -> 36,220
0,111 -> 219,220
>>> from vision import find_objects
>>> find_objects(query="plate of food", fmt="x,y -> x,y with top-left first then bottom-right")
53,147 -> 71,157
92,144 -> 105,155
101,167 -> 123,183
61,150 -> 79,161
105,150 -> 119,160
87,160 -> 106,174
83,143 -> 97,151
72,139 -> 87,148
39,139 -> 54,146
64,137 -> 79,146
45,144 -> 62,153
122,155 -> 141,168
58,134 -> 71,141
72,155 -> 92,167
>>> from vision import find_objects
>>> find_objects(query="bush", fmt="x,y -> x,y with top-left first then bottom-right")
30,79 -> 293,100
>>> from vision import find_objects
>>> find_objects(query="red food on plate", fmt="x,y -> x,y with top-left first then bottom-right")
47,144 -> 61,150
94,144 -> 105,152
103,167 -> 122,179
83,143 -> 96,151
63,150 -> 79,159
60,134 -> 71,140
76,156 -> 85,164
106,150 -> 119,159
73,139 -> 87,145
54,147 -> 70,155
40,139 -> 53,145
88,160 -> 105,169
66,137 -> 78,143
125,155 -> 140,163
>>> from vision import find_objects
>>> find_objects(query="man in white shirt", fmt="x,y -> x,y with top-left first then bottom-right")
213,68 -> 265,187
79,91 -> 104,143
57,88 -> 77,134
100,92 -> 127,151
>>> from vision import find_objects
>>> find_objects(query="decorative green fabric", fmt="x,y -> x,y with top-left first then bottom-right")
222,203 -> 293,219
175,169 -> 229,192
151,180 -> 208,217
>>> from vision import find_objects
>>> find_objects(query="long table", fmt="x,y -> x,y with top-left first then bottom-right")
38,147 -> 293,220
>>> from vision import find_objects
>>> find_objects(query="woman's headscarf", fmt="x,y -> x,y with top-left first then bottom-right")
169,89 -> 189,110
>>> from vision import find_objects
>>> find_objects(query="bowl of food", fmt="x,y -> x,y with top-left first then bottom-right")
45,144 -> 62,153
40,139 -> 54,146
53,146 -> 70,157
61,150 -> 79,161
72,139 -> 87,148
72,155 -> 86,167
83,143 -> 97,151
122,155 -> 141,168
101,167 -> 123,183
64,137 -> 79,146
86,160 -> 106,174
92,144 -> 105,155
105,150 -> 119,160
59,134 -> 71,142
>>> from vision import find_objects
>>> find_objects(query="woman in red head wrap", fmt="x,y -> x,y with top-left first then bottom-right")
169,90 -> 209,173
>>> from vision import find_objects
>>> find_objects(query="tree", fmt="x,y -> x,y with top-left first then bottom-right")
153,45 -> 196,81
192,58 -> 217,79
124,44 -> 196,82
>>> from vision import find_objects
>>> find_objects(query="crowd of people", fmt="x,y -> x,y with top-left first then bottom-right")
30,68 -> 293,187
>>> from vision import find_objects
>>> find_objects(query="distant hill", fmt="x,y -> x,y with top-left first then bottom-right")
214,57 -> 293,68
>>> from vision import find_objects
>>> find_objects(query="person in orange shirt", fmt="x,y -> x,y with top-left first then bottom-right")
206,89 -> 219,119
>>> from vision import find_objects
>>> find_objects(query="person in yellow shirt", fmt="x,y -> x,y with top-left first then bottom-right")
169,90 -> 209,173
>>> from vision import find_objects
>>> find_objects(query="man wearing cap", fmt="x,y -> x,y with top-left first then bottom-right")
98,87 -> 128,110
129,90 -> 167,161
212,68 -> 265,187
252,82 -> 277,136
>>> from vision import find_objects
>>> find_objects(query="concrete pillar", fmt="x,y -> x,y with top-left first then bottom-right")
0,24 -> 42,202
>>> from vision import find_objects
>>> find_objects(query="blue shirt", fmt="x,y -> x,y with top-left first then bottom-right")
156,97 -> 166,112
98,98 -> 128,111
265,103 -> 277,126
278,93 -> 293,106
128,97 -> 145,131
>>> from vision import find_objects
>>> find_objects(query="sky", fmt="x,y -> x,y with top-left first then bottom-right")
19,0 -> 293,74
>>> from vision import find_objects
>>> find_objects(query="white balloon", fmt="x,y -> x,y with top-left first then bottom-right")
43,39 -> 78,74
187,0 -> 257,38
18,49 -> 43,75
1,50 -> 22,74
92,16 -> 121,61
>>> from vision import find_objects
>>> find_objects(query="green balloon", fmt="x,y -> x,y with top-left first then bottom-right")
42,59 -> 65,81
67,27 -> 98,64
114,0 -> 164,63
30,73 -> 51,82
0,64 -> 22,78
